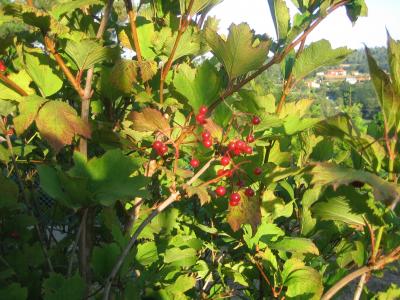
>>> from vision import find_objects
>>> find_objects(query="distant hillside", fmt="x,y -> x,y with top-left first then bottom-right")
344,47 -> 388,73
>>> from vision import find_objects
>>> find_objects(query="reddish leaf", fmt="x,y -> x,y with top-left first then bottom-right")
13,95 -> 47,135
227,191 -> 261,232
35,101 -> 91,151
128,108 -> 170,136
186,185 -> 211,206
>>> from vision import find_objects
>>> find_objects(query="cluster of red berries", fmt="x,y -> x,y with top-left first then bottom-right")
152,140 -> 168,156
194,108 -> 262,207
0,60 -> 6,72
195,105 -> 208,125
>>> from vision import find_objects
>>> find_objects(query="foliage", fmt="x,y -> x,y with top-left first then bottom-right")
1,0 -> 400,299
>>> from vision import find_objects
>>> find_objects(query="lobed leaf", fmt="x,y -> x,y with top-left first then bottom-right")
205,22 -> 271,80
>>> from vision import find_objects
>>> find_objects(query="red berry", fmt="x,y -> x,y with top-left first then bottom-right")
215,186 -> 226,196
153,140 -> 163,150
244,145 -> 253,155
203,139 -> 212,148
236,180 -> 245,187
190,158 -> 200,168
9,231 -> 20,239
235,140 -> 245,150
157,144 -> 168,156
217,169 -> 225,177
220,156 -> 230,166
252,116 -> 261,125
227,141 -> 236,151
233,147 -> 242,156
245,188 -> 255,197
246,134 -> 255,143
254,167 -> 262,176
196,114 -> 206,124
202,130 -> 211,140
199,105 -> 208,115
6,128 -> 14,136
229,193 -> 241,206
224,169 -> 233,177
230,192 -> 241,201
0,61 -> 6,72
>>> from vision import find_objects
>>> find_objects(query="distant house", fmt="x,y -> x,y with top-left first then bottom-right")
306,80 -> 321,89
346,77 -> 357,85
323,68 -> 347,82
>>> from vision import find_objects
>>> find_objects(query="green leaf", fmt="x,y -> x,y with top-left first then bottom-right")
13,95 -> 47,135
65,39 -> 117,70
282,260 -> 323,300
91,243 -> 120,279
268,0 -> 290,41
0,174 -> 19,209
37,165 -> 90,209
24,51 -> 63,97
310,163 -> 400,203
205,22 -> 271,80
292,40 -> 352,82
227,191 -> 261,232
109,59 -> 138,94
237,89 -> 276,114
164,247 -> 197,267
311,187 -> 368,226
173,61 -> 222,111
270,237 -> 319,255
69,150 -> 148,206
0,283 -> 27,300
43,273 -> 85,300
50,0 -> 103,19
388,31 -> 400,96
165,274 -> 196,297
179,0 -> 222,16
374,284 -> 400,300
35,101 -> 91,151
345,0 -> 368,23
136,241 -> 159,266
128,108 -> 170,136
0,70 -> 34,102
366,46 -> 400,132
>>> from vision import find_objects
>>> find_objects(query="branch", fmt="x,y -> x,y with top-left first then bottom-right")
44,36 -> 85,98
208,0 -> 349,113
275,36 -> 307,114
321,246 -> 400,300
102,157 -> 215,300
67,209 -> 88,277
123,0 -> 151,94
0,72 -> 28,97
79,0 -> 114,156
159,0 -> 195,104
124,0 -> 143,64
352,273 -> 367,300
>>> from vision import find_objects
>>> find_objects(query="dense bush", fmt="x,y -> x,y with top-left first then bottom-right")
0,0 -> 400,299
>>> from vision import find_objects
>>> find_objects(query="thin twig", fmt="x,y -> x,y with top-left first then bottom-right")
321,246 -> 400,300
0,72 -> 28,96
79,0 -> 114,156
67,209 -> 88,277
44,36 -> 85,97
102,157 -> 215,300
159,0 -> 195,104
353,273 -> 367,300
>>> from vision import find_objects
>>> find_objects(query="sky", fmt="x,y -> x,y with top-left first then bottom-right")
208,0 -> 400,49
